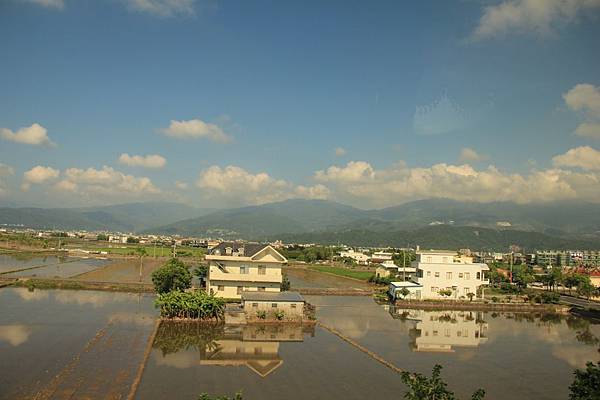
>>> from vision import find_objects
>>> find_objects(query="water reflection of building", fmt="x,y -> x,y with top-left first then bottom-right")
391,308 -> 488,352
200,324 -> 314,377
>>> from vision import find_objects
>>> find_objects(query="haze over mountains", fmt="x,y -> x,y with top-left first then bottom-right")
2,198 -> 599,250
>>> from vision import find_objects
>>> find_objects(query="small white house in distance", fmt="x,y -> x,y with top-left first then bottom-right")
339,249 -> 370,265
389,281 -> 423,300
376,260 -> 417,280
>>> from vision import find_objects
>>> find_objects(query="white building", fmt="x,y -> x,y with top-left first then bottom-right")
389,249 -> 489,300
206,242 -> 287,299
370,251 -> 393,263
339,249 -> 370,265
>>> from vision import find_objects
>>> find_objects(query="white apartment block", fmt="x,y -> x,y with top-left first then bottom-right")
390,249 -> 489,300
415,250 -> 489,299
339,249 -> 370,264
205,242 -> 287,299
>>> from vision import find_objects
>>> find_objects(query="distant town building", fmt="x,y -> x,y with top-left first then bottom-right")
205,242 -> 287,299
370,251 -> 393,263
338,249 -> 370,265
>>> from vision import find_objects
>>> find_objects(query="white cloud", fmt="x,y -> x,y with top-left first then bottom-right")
125,0 -> 196,16
1,123 -> 56,147
552,146 -> 600,170
574,122 -> 600,139
23,165 -> 59,184
334,147 -> 347,156
54,179 -> 77,192
564,84 -> 600,139
174,180 -> 189,190
162,118 -> 232,143
118,153 -> 167,168
23,0 -> 64,9
459,147 -> 486,163
294,184 -> 330,200
197,165 -> 329,205
313,159 -> 600,207
472,0 -> 600,40
62,166 -> 160,196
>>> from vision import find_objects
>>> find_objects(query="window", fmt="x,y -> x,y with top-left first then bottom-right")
258,286 -> 266,292
218,285 -> 224,291
443,257 -> 448,263
435,272 -> 440,278
465,272 -> 470,280
237,286 -> 243,294
433,330 -> 438,336
240,265 -> 248,274
431,286 -> 438,292
252,303 -> 258,308
477,272 -> 481,280
464,287 -> 470,294
427,271 -> 431,277
291,303 -> 297,309
272,303 -> 278,308
459,273 -> 463,278
446,272 -> 452,280
254,347 -> 262,355
258,265 -> 266,275
426,256 -> 432,263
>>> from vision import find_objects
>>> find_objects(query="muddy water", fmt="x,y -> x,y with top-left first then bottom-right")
3,258 -> 110,278
0,254 -> 69,273
76,258 -> 166,283
307,296 -> 600,400
0,287 -> 157,400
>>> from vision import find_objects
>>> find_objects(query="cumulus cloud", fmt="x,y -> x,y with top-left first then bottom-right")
1,123 -> 55,146
22,165 -> 60,191
197,165 -> 329,205
334,147 -> 347,156
314,159 -> 600,207
125,0 -> 196,16
471,0 -> 600,40
552,146 -> 600,170
564,83 -> 600,139
162,118 -> 232,143
61,166 -> 160,196
118,153 -> 167,168
23,0 -> 64,9
459,147 -> 487,163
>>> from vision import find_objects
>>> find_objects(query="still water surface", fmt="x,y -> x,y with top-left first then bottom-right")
1,288 -> 598,400
0,254 -> 109,277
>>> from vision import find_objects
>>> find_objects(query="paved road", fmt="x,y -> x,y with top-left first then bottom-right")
559,294 -> 600,310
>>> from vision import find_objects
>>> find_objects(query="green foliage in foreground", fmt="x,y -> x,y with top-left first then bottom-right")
151,258 -> 192,294
401,365 -> 485,400
309,265 -> 373,281
155,290 -> 225,320
569,361 -> 600,400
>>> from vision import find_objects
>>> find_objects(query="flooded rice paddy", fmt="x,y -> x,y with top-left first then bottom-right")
1,286 -> 599,400
0,254 -> 110,278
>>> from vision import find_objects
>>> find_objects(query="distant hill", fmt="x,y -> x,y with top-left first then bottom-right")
150,198 -> 600,239
0,202 -> 213,232
271,225 -> 600,251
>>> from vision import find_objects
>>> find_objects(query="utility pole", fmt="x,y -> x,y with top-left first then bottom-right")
510,250 -> 513,284
402,247 -> 406,281
139,254 -> 143,282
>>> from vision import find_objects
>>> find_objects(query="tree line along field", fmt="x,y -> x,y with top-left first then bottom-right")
72,244 -> 206,258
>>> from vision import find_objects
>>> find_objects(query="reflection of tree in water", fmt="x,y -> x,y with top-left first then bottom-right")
152,321 -> 224,356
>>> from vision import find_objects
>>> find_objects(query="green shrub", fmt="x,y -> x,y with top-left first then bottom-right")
155,290 -> 225,320
491,296 -> 499,303
274,310 -> 285,320
256,310 -> 267,319
151,258 -> 192,294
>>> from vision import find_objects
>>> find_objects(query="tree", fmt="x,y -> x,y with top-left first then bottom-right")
151,258 -> 192,294
194,264 -> 208,287
577,281 -> 596,301
513,268 -> 534,290
401,364 -> 485,400
569,361 -> 600,400
97,234 -> 108,241
280,272 -> 291,291
564,274 -> 580,295
400,287 -> 411,298
136,247 -> 147,283
127,236 -> 140,244
438,289 -> 453,298
467,292 -> 475,302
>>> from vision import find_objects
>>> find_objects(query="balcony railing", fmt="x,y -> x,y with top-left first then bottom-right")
209,268 -> 282,283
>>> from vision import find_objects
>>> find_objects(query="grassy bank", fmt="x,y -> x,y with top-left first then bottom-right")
308,265 -> 373,281
72,245 -> 206,258
13,278 -> 155,293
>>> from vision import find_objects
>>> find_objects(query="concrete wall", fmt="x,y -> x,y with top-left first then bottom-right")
243,300 -> 304,318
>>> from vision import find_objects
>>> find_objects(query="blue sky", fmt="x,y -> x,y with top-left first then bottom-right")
1,0 -> 600,209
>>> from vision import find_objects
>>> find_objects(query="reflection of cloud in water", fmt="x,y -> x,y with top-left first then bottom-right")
0,325 -> 32,346
108,312 -> 155,326
16,288 -> 49,301
552,345 -> 598,368
54,291 -> 130,308
153,350 -> 197,369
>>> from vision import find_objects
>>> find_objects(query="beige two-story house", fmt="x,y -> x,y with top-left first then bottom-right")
205,242 -> 287,299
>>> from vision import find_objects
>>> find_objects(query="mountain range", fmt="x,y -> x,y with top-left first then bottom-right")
2,198 -> 600,250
